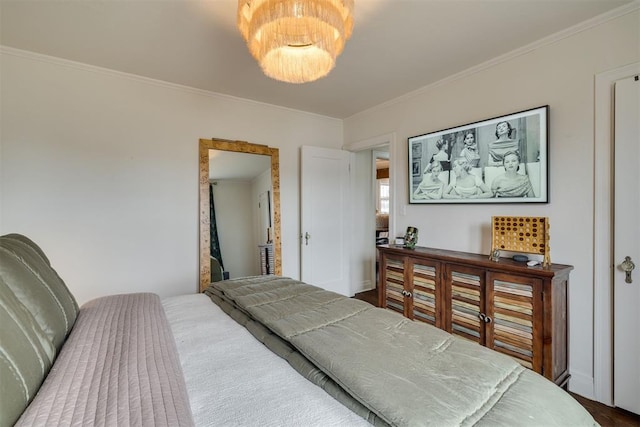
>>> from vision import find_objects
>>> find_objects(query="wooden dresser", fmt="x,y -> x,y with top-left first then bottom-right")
377,244 -> 573,387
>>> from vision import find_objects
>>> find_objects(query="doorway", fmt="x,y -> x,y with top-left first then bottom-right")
348,136 -> 393,297
374,149 -> 390,288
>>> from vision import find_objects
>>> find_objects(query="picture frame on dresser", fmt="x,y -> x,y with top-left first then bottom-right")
409,106 -> 549,204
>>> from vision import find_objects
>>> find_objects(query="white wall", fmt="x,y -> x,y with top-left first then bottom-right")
212,180 -> 255,278
344,10 -> 640,398
0,48 -> 343,304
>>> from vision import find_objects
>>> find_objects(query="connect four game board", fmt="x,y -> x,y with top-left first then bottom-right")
491,216 -> 550,266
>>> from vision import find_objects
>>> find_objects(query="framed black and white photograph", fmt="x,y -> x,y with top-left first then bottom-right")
408,106 -> 548,204
412,159 -> 421,177
411,142 -> 422,159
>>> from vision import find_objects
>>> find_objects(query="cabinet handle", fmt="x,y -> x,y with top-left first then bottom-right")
401,290 -> 407,296
477,313 -> 493,323
407,292 -> 412,298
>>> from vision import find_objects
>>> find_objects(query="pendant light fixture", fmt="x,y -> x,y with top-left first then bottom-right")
237,0 -> 354,84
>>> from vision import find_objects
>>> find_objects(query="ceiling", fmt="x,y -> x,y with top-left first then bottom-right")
0,0 -> 633,119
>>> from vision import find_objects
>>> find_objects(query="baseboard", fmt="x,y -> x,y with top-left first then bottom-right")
353,280 -> 374,295
568,370 -> 596,400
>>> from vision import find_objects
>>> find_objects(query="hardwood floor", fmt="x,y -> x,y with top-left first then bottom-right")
354,288 -> 378,306
571,393 -> 640,427
354,289 -> 640,427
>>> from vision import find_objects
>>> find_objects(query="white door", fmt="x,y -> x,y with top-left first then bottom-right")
613,75 -> 640,414
301,146 -> 351,296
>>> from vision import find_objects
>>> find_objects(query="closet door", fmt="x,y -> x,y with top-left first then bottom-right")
486,272 -> 543,373
613,75 -> 640,414
444,264 -> 486,344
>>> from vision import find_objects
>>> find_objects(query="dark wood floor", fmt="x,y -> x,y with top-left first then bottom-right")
354,289 -> 640,427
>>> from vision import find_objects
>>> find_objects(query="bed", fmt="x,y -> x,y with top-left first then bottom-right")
1,233 -> 597,426
202,275 -> 597,426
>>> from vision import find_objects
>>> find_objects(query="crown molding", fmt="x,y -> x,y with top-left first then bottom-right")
0,45 -> 342,123
346,1 -> 640,121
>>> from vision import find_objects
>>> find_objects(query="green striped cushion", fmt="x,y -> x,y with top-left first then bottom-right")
0,234 -> 78,426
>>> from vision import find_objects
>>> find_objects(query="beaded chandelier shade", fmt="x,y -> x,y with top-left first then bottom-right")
237,0 -> 354,84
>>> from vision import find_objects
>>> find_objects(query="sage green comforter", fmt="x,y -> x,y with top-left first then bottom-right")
206,276 -> 597,427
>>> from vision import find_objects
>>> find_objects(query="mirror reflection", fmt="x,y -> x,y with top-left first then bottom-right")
199,139 -> 281,292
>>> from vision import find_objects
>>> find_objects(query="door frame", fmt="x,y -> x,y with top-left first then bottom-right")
593,62 -> 640,406
345,133 -> 397,293
344,133 -> 397,241
371,149 -> 390,289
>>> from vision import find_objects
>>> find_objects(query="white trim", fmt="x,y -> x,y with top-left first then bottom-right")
344,133 -> 397,240
593,61 -> 640,407
344,133 -> 395,152
344,134 -> 396,297
570,370 -> 598,400
355,279 -> 374,294
346,1 -> 640,121
0,46 -> 342,123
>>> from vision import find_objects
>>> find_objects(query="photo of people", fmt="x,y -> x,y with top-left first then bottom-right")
408,106 -> 548,204
413,160 -> 446,200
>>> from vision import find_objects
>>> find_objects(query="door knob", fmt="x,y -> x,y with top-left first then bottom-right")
621,256 -> 635,284
304,232 -> 311,246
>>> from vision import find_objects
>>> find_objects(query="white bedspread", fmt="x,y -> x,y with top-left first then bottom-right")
162,294 -> 369,427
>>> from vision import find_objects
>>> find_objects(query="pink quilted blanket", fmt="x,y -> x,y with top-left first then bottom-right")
16,293 -> 194,426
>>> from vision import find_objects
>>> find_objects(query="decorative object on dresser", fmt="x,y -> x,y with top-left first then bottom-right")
377,244 -> 572,387
403,226 -> 419,249
491,215 -> 551,266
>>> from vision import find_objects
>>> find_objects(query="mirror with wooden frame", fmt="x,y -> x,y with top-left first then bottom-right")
199,138 -> 281,292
